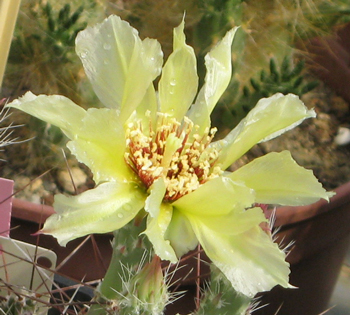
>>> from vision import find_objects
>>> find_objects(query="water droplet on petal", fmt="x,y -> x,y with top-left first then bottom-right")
170,79 -> 176,86
103,60 -> 109,65
118,213 -> 124,219
80,51 -> 88,59
123,203 -> 132,211
103,43 -> 111,50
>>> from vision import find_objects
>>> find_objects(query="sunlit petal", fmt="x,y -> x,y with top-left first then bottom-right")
40,181 -> 145,246
229,151 -> 334,205
144,178 -> 166,218
76,15 -> 163,121
143,179 -> 177,262
67,108 -> 133,183
158,19 -> 198,121
6,92 -> 86,139
165,210 -> 198,258
188,206 -> 267,236
130,84 -> 158,134
188,27 -> 238,132
214,93 -> 316,169
173,176 -> 255,216
189,214 -> 291,297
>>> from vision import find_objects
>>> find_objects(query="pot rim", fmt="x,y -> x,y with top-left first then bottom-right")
11,181 -> 350,227
267,181 -> 350,227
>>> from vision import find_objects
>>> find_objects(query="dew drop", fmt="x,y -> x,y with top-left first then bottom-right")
118,213 -> 124,219
170,79 -> 176,86
103,43 -> 111,50
80,51 -> 88,59
164,250 -> 171,257
135,192 -> 143,200
103,60 -> 109,65
123,203 -> 132,211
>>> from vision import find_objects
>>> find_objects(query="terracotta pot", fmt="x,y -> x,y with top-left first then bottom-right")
255,181 -> 350,315
9,181 -> 350,314
10,198 -> 113,281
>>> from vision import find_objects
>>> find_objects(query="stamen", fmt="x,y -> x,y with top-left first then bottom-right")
125,114 -> 222,201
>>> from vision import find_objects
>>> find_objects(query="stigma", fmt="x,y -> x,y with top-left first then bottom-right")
125,114 -> 222,201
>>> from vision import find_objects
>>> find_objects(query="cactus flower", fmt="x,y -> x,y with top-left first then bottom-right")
7,15 -> 333,297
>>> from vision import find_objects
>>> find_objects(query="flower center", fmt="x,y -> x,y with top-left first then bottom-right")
124,113 -> 222,201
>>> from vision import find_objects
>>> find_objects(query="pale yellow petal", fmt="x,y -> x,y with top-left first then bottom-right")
144,178 -> 166,218
187,206 -> 266,236
158,19 -> 198,121
188,215 -> 291,297
66,108 -> 133,184
173,176 -> 255,216
76,15 -> 163,121
6,92 -> 85,139
143,178 -> 177,262
229,151 -> 334,205
129,84 -> 158,134
165,210 -> 198,258
188,27 -> 238,132
40,181 -> 145,246
214,93 -> 316,170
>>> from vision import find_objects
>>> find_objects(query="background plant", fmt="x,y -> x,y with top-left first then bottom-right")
1,0 -> 101,177
3,0 -> 350,178
1,0 -> 350,314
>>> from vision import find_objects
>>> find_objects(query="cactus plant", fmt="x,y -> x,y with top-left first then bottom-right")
195,264 -> 252,315
0,294 -> 38,315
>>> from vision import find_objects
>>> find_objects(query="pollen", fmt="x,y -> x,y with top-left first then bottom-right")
125,114 -> 222,201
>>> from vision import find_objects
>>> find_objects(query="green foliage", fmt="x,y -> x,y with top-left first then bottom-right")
9,1 -> 90,65
194,0 -> 243,48
193,0 -> 244,85
4,0 -> 100,176
6,0 -> 99,103
242,56 -> 318,102
42,2 -> 87,60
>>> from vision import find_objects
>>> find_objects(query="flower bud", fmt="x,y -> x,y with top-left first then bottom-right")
129,255 -> 168,314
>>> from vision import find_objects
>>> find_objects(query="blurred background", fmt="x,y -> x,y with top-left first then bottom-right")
2,1 -> 350,314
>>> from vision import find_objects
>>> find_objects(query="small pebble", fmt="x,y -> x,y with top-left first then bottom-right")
57,167 -> 88,194
335,127 -> 350,146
